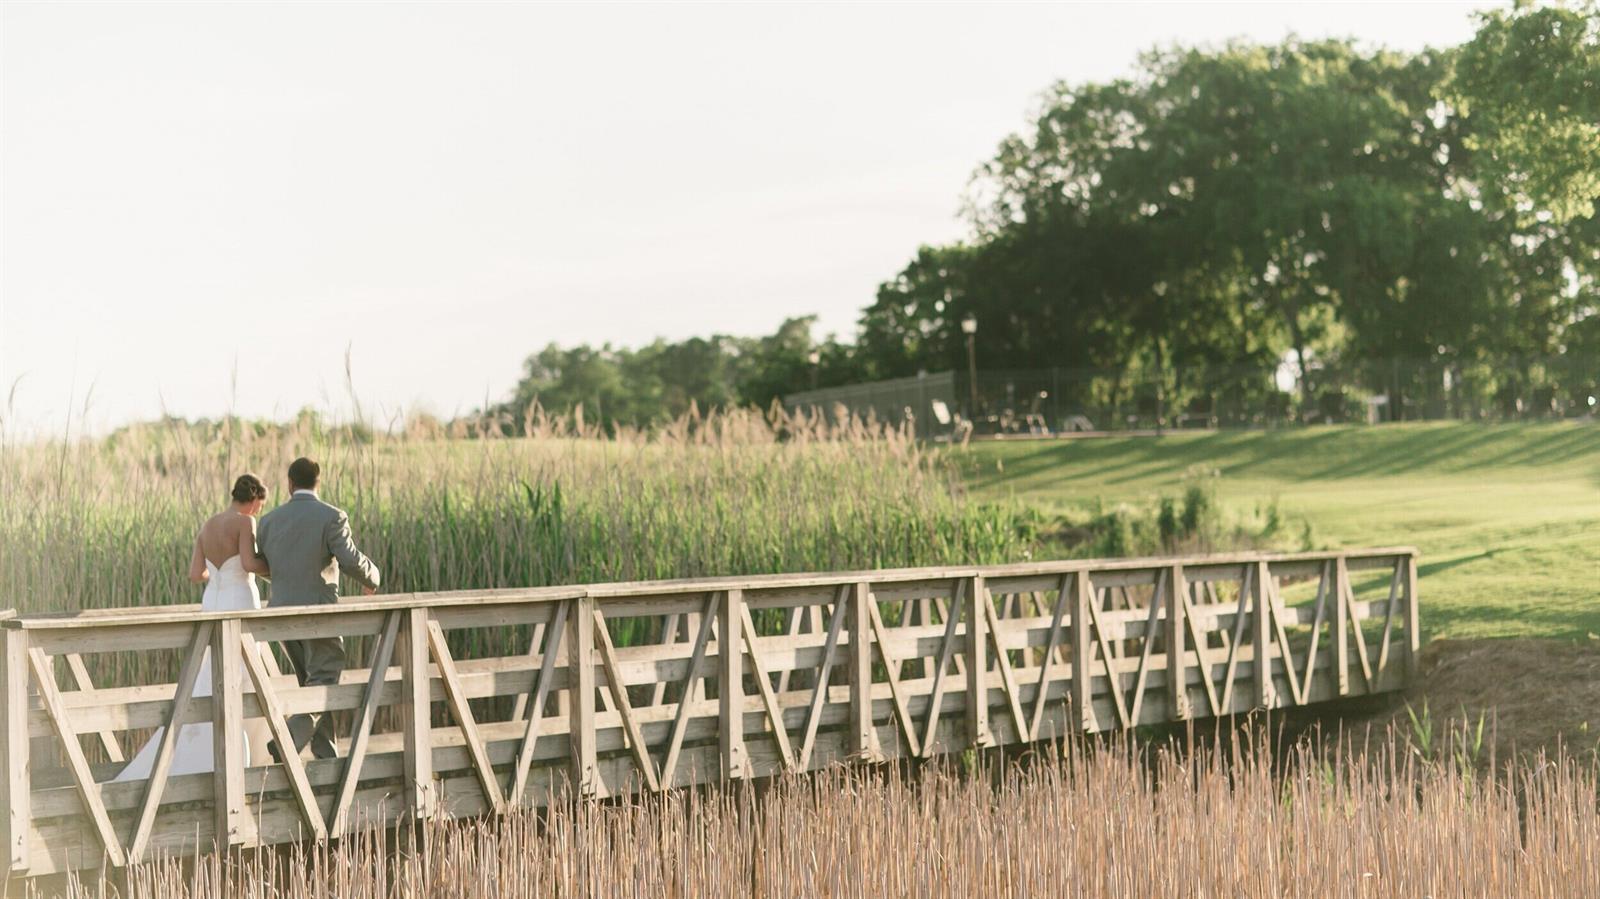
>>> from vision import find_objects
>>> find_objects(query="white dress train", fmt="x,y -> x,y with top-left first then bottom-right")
114,556 -> 259,781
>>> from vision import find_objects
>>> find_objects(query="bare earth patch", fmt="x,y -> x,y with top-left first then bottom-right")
1382,637 -> 1600,761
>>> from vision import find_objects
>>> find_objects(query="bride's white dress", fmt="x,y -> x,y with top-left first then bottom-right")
114,556 -> 259,781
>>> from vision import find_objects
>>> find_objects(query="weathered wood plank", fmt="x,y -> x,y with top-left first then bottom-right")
717,590 -> 748,779
509,598 -> 571,806
330,610 -> 401,836
126,622 -> 212,862
1252,562 -> 1274,708
799,590 -> 849,768
2,627 -> 30,871
659,595 -> 718,786
1333,556 -> 1350,697
425,619 -> 506,813
27,647 -> 126,866
592,610 -> 661,792
567,595 -> 599,798
1375,562 -> 1403,680
1404,554 -> 1421,681
740,605 -> 799,770
399,608 -> 435,819
212,619 -> 250,848
847,582 -> 877,759
1070,572 -> 1094,731
864,592 -> 919,758
979,585 -> 1027,743
237,631 -> 326,842
1165,566 -> 1189,721
963,575 -> 992,748
62,655 -> 122,765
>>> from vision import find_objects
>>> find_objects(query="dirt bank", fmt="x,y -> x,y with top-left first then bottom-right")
1373,637 -> 1600,761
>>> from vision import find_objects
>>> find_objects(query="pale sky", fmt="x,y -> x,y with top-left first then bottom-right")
1,1 -> 1489,437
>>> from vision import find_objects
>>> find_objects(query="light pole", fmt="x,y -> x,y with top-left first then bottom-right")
961,314 -> 978,421
807,349 -> 821,390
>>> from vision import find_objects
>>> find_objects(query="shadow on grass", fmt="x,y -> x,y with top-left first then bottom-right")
1418,550 -> 1497,579
967,423 -> 1600,494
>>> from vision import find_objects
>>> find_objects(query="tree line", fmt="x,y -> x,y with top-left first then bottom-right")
498,3 -> 1599,428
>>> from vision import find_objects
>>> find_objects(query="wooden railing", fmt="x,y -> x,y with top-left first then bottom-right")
0,548 -> 1420,876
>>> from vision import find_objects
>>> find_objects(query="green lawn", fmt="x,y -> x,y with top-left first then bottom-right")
957,422 -> 1600,642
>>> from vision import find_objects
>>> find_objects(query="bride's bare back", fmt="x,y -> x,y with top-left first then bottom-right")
198,511 -> 256,567
189,506 -> 270,583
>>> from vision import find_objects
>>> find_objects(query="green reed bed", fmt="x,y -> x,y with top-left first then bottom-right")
0,410 -> 1031,683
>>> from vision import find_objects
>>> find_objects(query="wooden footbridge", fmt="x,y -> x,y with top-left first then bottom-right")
1,548 -> 1420,877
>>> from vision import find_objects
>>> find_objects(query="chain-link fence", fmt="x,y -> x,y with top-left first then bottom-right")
785,354 -> 1600,439
783,371 -> 960,440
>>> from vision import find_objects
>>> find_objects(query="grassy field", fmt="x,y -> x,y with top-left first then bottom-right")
955,421 -> 1600,642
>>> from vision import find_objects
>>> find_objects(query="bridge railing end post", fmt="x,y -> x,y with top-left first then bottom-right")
718,589 -> 749,778
1070,571 -> 1094,732
1251,561 -> 1274,709
1165,564 -> 1189,721
1,625 -> 29,873
212,617 -> 248,848
963,574 -> 992,749
401,606 -> 437,818
1404,552 -> 1421,682
1334,556 -> 1351,697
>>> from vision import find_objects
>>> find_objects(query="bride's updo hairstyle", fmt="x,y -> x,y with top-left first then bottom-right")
231,473 -> 268,505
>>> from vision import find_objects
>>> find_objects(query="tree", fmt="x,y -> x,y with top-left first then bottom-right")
1452,2 -> 1600,227
496,11 -> 1600,428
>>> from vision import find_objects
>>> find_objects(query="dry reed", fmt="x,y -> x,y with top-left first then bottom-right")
31,726 -> 1597,899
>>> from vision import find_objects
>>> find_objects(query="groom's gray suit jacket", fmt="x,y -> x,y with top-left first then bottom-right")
257,491 -> 381,606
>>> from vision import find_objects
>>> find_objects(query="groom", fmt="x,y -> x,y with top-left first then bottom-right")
257,456 -> 382,760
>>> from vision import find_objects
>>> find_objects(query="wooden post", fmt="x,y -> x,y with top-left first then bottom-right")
847,582 -> 876,759
1070,572 -> 1094,732
964,574 -> 992,748
568,594 -> 599,797
1404,552 -> 1421,682
717,589 -> 748,779
1,626 -> 28,872
212,618 -> 248,848
400,607 -> 436,818
1333,556 -> 1350,697
1252,561 -> 1274,709
1165,565 -> 1189,720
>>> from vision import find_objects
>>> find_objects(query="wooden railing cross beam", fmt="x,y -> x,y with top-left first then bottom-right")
1026,572 -> 1072,741
126,622 -> 213,862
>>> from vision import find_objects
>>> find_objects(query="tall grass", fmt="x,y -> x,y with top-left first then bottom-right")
43,727 -> 1599,898
0,409 -> 1031,620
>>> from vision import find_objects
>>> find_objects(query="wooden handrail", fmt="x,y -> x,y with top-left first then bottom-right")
1,547 -> 1419,630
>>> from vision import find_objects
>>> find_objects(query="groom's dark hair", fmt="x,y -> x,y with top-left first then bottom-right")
288,457 -> 321,490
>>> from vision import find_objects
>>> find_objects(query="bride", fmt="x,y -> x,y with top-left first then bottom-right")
115,474 -> 270,781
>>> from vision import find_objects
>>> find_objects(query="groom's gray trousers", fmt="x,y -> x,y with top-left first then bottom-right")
282,636 -> 346,759
257,492 -> 382,761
